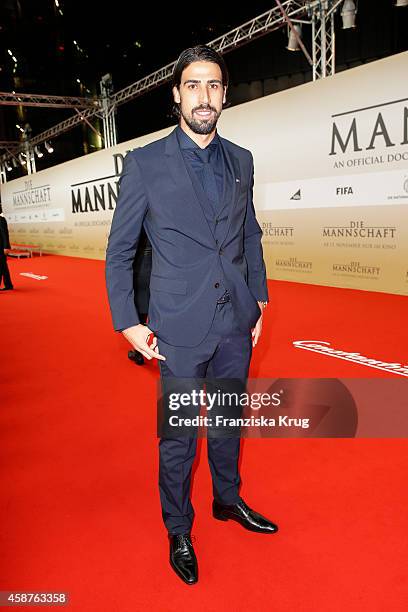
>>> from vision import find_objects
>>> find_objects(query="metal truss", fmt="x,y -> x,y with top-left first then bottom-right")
113,2 -> 306,107
0,0 -> 345,179
0,140 -> 20,147
0,91 -> 99,109
307,0 -> 343,79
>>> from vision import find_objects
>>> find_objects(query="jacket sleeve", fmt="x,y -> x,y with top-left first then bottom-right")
105,151 -> 149,331
243,152 -> 269,302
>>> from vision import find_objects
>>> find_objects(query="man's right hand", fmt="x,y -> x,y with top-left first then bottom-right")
122,324 -> 166,361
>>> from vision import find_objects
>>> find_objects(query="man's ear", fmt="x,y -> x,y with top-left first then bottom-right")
172,85 -> 180,104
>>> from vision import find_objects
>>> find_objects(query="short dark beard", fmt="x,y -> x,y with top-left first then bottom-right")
181,104 -> 221,135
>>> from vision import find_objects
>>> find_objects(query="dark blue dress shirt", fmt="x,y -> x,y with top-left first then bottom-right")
176,125 -> 224,206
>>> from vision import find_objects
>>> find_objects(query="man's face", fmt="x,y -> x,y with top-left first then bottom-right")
173,60 -> 226,135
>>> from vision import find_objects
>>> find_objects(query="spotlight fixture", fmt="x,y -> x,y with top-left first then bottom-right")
5,162 -> 12,171
287,24 -> 302,52
18,153 -> 27,165
341,0 -> 357,29
34,145 -> 43,158
44,141 -> 54,153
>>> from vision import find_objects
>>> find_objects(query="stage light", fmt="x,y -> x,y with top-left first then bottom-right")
287,24 -> 302,52
18,153 -> 26,165
34,145 -> 43,158
12,157 -> 18,168
6,162 -> 12,171
395,0 -> 408,6
45,141 -> 54,153
341,0 -> 357,29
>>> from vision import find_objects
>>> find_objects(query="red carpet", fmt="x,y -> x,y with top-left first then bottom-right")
1,255 -> 407,611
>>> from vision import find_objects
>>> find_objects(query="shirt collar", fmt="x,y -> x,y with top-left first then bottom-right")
176,124 -> 220,151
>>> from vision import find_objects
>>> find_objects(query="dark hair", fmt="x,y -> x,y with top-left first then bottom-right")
171,45 -> 229,119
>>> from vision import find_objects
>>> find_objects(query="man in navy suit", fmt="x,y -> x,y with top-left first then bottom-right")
106,45 -> 278,585
0,204 -> 13,291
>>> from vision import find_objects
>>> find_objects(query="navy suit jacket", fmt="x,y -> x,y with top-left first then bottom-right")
105,126 -> 268,347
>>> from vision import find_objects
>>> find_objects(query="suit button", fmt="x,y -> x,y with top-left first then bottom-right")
214,282 -> 220,288
215,239 -> 219,245
219,248 -> 223,255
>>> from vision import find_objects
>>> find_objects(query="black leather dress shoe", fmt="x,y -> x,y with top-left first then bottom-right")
169,533 -> 198,585
0,287 -> 13,291
128,349 -> 144,365
213,498 -> 278,534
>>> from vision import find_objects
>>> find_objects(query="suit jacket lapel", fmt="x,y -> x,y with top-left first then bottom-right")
218,137 -> 240,247
163,127 -> 241,249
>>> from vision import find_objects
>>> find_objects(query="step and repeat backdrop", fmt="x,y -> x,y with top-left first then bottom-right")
1,52 -> 407,295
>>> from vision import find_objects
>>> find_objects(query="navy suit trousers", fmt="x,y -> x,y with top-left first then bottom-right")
157,300 -> 252,535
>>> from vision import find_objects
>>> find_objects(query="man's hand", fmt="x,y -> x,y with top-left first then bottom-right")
251,301 -> 265,348
122,324 -> 166,361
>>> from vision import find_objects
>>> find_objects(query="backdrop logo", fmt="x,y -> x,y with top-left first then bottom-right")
275,257 -> 312,271
332,261 -> 380,277
290,189 -> 301,200
329,100 -> 408,169
330,104 -> 408,154
336,186 -> 354,195
70,152 -> 131,214
322,220 -> 396,239
12,179 -> 51,208
262,223 -> 294,238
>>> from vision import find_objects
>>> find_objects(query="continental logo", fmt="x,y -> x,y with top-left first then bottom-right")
294,340 -> 408,377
